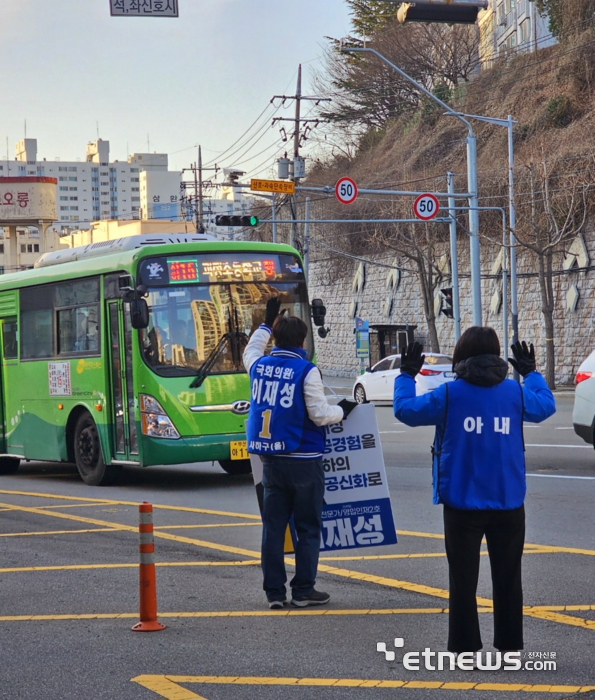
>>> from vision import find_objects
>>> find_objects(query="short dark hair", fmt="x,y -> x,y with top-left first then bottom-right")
272,315 -> 308,348
452,326 -> 501,367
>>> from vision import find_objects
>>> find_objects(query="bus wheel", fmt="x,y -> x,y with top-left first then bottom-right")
74,413 -> 116,486
0,457 -> 20,475
219,459 -> 252,475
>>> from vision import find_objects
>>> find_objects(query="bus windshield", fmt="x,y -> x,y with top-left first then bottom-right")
138,252 -> 312,377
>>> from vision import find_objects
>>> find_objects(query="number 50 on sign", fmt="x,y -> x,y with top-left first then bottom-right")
413,193 -> 440,220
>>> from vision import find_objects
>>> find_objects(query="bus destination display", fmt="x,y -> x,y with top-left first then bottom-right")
168,259 -> 199,283
139,253 -> 304,286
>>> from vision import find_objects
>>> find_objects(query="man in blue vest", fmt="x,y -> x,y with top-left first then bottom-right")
244,298 -> 354,609
393,328 -> 555,654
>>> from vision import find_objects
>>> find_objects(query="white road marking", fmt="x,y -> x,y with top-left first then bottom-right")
380,431 -> 407,434
526,443 -> 591,449
555,427 -> 574,430
528,474 -> 595,480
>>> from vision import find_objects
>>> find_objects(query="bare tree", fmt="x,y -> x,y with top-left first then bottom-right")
513,155 -> 592,388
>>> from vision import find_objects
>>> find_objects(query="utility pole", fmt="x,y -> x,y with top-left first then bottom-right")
271,65 -> 329,250
181,147 -> 218,234
198,146 -> 204,233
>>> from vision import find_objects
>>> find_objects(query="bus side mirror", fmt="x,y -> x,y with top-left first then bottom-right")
311,298 -> 326,327
130,298 -> 149,330
311,299 -> 330,338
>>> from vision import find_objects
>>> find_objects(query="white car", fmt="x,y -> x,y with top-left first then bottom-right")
353,352 -> 455,404
573,350 -> 595,444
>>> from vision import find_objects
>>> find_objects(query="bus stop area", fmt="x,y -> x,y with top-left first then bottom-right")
1,398 -> 594,700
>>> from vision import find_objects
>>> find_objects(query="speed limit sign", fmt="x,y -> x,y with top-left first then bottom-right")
413,193 -> 440,220
335,177 -> 358,205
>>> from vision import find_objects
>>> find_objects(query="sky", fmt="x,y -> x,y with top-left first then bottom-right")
0,0 -> 352,179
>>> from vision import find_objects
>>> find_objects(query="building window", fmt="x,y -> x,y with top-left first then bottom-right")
70,216 -> 79,221
61,206 -> 70,211
68,167 -> 77,172
69,187 -> 77,191
131,178 -> 140,183
70,207 -> 79,211
59,167 -> 68,172
20,245 -> 26,253
132,187 -> 139,192
60,196 -> 69,201
68,177 -> 78,182
59,177 -> 67,182
70,197 -> 78,201
0,244 -> 4,254
34,244 -> 39,253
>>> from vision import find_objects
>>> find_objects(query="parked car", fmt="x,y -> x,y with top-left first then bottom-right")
573,350 -> 595,444
353,352 -> 455,403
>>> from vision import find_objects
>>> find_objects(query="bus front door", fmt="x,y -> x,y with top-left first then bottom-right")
106,301 -> 138,463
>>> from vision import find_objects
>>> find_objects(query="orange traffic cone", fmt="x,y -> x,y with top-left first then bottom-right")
132,502 -> 166,632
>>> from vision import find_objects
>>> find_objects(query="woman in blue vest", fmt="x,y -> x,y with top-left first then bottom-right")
393,327 -> 555,654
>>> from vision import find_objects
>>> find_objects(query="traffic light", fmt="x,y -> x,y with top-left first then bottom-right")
397,1 -> 487,25
440,288 -> 454,318
215,215 -> 260,227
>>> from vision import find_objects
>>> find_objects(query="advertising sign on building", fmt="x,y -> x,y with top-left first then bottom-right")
0,177 -> 57,223
110,0 -> 179,17
251,404 -> 396,553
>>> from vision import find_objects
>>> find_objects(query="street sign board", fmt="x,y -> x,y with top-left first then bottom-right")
335,177 -> 358,205
355,317 -> 370,360
250,179 -> 295,195
110,0 -> 179,17
413,193 -> 440,220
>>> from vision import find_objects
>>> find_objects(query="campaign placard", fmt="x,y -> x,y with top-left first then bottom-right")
250,403 -> 397,552
320,404 -> 396,551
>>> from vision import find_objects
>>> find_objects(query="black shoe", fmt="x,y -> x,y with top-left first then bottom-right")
291,589 -> 330,607
267,598 -> 287,610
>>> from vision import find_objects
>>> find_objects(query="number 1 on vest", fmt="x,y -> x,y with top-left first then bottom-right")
259,409 -> 272,439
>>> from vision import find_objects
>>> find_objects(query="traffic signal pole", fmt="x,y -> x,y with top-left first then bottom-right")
341,46 -> 483,326
447,172 -> 461,341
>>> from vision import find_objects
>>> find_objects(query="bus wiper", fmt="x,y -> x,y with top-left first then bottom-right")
189,331 -> 248,389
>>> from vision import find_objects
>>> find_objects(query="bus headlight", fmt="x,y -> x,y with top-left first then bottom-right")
140,394 -> 180,439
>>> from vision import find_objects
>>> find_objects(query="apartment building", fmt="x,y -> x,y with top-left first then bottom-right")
0,138 -> 181,231
479,0 -> 556,66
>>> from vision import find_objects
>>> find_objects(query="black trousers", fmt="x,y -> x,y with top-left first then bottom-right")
443,504 -> 525,653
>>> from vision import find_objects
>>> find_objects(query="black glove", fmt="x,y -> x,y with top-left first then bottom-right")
338,398 -> 357,420
264,297 -> 282,328
508,341 -> 536,377
400,342 -> 425,378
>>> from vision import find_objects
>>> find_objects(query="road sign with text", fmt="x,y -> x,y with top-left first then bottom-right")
110,0 -> 179,17
335,177 -> 358,205
413,193 -> 440,220
250,179 -> 295,195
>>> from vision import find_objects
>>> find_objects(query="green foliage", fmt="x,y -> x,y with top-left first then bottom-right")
535,0 -> 595,39
545,95 -> 573,127
345,0 -> 397,38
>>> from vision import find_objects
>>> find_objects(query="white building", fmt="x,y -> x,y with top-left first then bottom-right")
479,0 -> 556,66
0,138 -> 181,231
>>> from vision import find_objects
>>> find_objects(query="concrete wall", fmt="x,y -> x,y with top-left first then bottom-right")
309,235 -> 595,386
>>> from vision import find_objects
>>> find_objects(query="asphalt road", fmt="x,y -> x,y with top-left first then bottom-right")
0,389 -> 593,700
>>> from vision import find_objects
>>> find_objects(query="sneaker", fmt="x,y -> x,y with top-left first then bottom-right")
267,598 -> 287,610
291,589 -> 330,607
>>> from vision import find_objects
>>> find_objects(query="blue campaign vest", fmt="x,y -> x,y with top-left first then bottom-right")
247,347 -> 325,457
433,378 -> 526,510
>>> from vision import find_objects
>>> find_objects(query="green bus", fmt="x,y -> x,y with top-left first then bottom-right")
0,234 -> 318,485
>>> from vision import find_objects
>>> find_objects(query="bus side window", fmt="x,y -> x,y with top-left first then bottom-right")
2,321 -> 17,360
